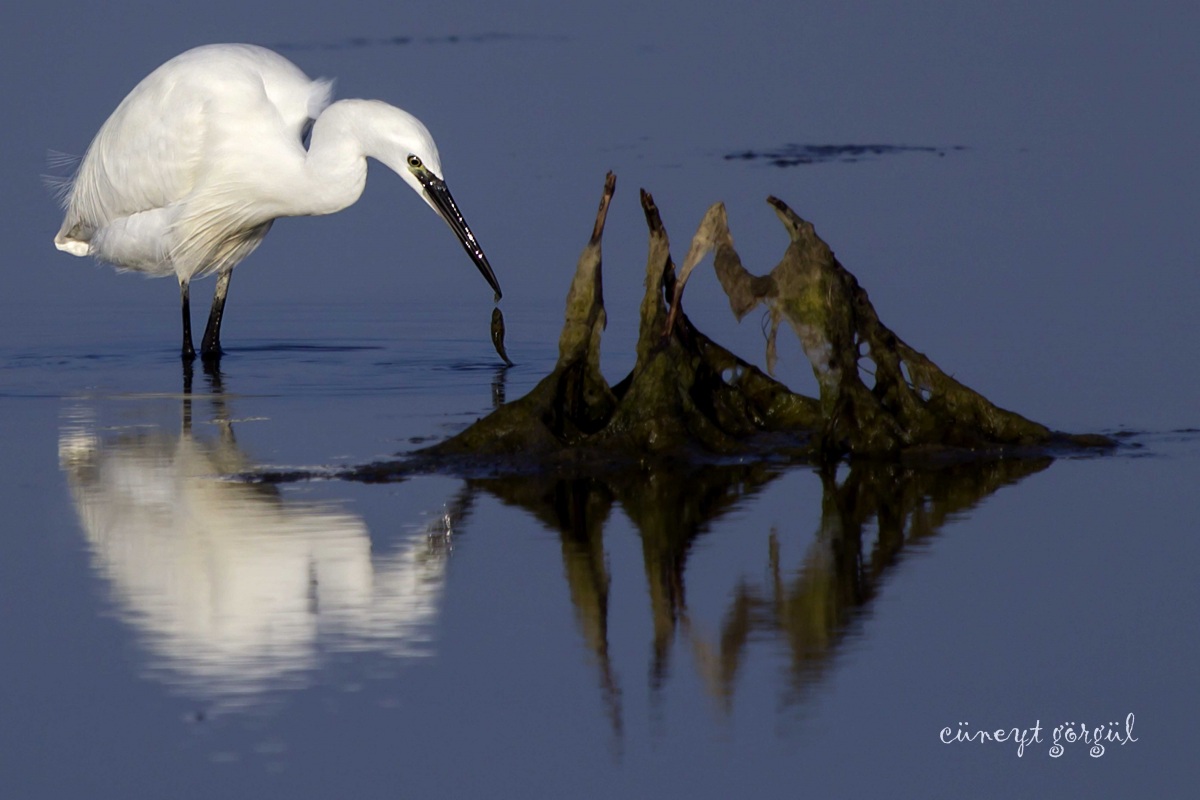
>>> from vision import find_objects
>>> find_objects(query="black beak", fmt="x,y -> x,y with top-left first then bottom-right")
421,174 -> 503,301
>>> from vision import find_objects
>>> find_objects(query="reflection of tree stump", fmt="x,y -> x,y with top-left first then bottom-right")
457,454 -> 1051,725
423,173 -> 1112,466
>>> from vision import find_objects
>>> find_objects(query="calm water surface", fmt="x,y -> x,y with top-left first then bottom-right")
3,2 -> 1198,797
1,299 -> 1195,798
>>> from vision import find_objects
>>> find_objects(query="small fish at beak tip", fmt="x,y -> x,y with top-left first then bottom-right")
491,306 -> 513,366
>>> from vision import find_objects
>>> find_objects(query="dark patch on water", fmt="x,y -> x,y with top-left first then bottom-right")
231,343 -> 384,354
434,360 -> 513,374
725,143 -> 967,167
271,33 -> 563,52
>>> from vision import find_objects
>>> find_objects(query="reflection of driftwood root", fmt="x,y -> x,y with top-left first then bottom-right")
459,456 -> 1048,720
422,173 -> 1111,467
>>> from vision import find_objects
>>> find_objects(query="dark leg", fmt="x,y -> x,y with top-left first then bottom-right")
200,270 -> 232,361
180,279 -> 196,361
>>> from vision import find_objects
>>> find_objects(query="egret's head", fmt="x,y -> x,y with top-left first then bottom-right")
365,102 -> 502,300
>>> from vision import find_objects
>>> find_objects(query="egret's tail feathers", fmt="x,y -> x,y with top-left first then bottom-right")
45,149 -> 81,172
42,150 -> 82,208
49,149 -> 92,256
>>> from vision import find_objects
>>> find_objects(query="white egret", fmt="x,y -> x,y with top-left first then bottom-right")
53,43 -> 502,360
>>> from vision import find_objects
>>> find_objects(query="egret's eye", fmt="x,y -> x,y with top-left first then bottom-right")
407,155 -> 423,169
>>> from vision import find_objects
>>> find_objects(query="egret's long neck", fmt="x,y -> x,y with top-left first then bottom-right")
285,100 -> 372,217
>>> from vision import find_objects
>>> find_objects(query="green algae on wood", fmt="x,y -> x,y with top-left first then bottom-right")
709,196 -> 1113,457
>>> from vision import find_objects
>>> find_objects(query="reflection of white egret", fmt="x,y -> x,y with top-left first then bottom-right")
59,405 -> 449,707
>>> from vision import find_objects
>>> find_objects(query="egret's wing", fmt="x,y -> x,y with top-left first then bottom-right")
54,44 -> 326,272
55,66 -> 209,254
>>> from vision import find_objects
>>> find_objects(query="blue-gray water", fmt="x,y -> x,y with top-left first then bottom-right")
2,3 -> 1198,797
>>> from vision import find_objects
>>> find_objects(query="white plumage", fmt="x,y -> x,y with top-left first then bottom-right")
54,43 -> 501,360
